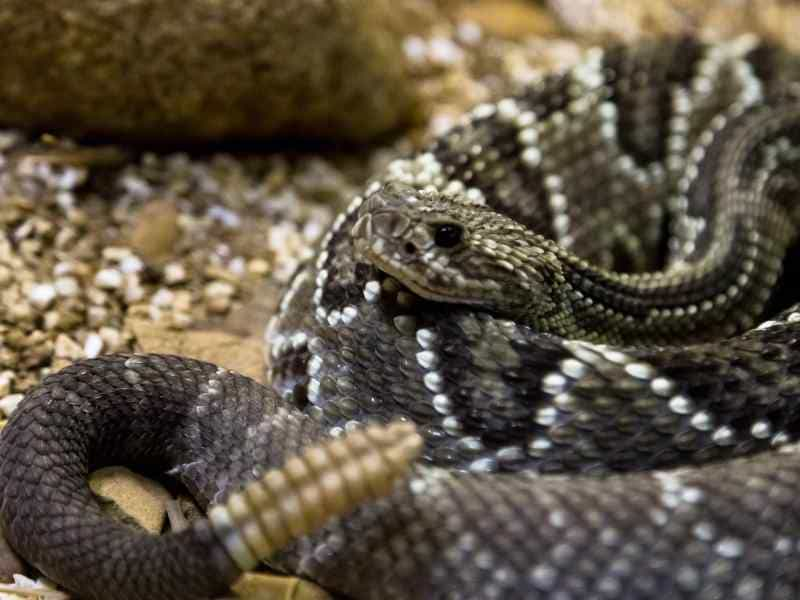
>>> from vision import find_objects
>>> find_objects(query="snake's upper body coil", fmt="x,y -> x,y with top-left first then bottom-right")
3,36 -> 800,600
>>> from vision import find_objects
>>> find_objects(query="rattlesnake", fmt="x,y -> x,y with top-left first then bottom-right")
3,36 -> 800,600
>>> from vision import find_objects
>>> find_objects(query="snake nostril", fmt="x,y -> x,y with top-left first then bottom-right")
404,242 -> 417,255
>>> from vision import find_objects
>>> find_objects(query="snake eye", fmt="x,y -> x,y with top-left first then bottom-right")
433,223 -> 463,248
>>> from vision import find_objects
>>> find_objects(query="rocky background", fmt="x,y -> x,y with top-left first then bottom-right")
1,0 -> 800,597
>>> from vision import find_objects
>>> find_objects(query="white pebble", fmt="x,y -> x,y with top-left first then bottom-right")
0,371 -> 14,396
119,255 -> 145,274
0,393 -> 24,417
94,268 -> 124,290
164,262 -> 188,284
204,281 -> 235,298
54,334 -> 84,360
54,276 -> 80,297
28,283 -> 57,309
84,333 -> 104,358
151,288 -> 176,307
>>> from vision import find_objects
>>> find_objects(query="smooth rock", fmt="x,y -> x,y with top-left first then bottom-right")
129,201 -> 181,266
89,466 -> 172,534
459,0 -> 559,39
0,0 -> 428,143
231,573 -> 332,600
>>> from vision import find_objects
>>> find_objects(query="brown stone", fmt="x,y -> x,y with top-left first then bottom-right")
459,0 -> 560,39
0,0 -> 430,144
232,573 -> 332,600
129,201 -> 181,266
88,466 -> 172,534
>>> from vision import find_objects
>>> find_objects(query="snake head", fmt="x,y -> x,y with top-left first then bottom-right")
351,182 -> 559,319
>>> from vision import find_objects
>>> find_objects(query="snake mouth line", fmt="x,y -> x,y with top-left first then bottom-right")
363,250 -> 486,309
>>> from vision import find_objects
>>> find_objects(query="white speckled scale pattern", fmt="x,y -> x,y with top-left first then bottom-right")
4,36 -> 800,600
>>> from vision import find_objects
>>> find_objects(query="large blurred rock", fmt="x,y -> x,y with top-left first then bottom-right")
0,0 -> 428,143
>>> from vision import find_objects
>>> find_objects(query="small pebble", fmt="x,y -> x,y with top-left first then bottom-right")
102,247 -> 133,262
94,268 -> 124,290
124,274 -> 146,303
204,280 -> 236,314
119,254 -> 145,274
207,205 -> 242,228
173,290 -> 192,312
151,288 -> 176,307
99,327 -> 123,352
164,262 -> 188,284
87,305 -> 109,327
54,276 -> 80,297
86,288 -> 109,306
247,258 -> 270,275
54,334 -> 84,360
0,371 -> 14,396
0,393 -> 24,417
27,283 -> 57,309
83,332 -> 104,358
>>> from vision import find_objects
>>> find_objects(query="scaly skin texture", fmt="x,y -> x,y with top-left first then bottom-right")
4,36 -> 800,600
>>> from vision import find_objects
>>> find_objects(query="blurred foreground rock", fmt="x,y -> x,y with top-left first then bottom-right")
0,0 -> 431,143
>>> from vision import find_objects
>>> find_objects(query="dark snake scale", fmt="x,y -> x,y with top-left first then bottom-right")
4,36 -> 800,600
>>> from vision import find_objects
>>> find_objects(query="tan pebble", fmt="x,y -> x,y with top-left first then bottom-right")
99,327 -> 124,351
129,201 -> 181,265
169,311 -> 194,330
54,260 -> 91,278
151,288 -> 175,307
89,466 -> 172,534
54,334 -> 84,360
247,258 -> 270,276
4,330 -> 27,350
86,287 -> 109,306
7,302 -> 34,325
163,262 -> 188,284
54,275 -> 80,297
173,290 -> 193,312
205,296 -> 232,314
102,246 -> 134,262
19,239 -> 42,260
124,274 -> 146,304
204,265 -> 242,283
54,226 -> 78,250
205,280 -> 236,297
0,371 -> 14,396
204,280 -> 236,314
0,393 -> 23,417
87,305 -> 109,327
19,342 -> 53,369
54,305 -> 85,330
43,310 -> 61,330
231,573 -> 332,600
0,348 -> 17,369
66,207 -> 88,226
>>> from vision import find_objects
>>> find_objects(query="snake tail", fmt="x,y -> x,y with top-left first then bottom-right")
0,354 -> 420,600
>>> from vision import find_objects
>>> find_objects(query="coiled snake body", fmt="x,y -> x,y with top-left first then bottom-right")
3,36 -> 800,600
